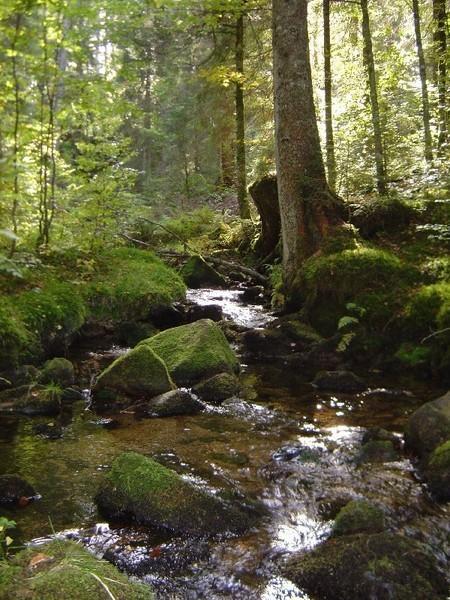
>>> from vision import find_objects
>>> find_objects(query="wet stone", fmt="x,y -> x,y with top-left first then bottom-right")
357,440 -> 399,464
139,390 -> 204,418
312,370 -> 368,393
0,474 -> 38,506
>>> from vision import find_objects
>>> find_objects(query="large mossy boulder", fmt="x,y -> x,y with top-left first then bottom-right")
404,391 -> 450,458
93,345 -> 174,407
0,384 -> 61,415
39,357 -> 75,387
180,255 -> 226,288
349,196 -> 415,239
0,540 -> 153,600
96,452 -> 252,536
139,319 -> 239,386
424,440 -> 450,501
332,500 -> 385,536
283,533 -> 448,600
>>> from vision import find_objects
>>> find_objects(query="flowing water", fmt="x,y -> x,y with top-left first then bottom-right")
0,288 -> 449,599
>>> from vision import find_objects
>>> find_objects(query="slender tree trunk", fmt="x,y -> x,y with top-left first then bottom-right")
323,0 -> 337,190
9,14 -> 22,257
235,10 -> 250,219
413,0 -> 433,162
433,0 -> 447,152
360,0 -> 387,195
272,0 -> 344,297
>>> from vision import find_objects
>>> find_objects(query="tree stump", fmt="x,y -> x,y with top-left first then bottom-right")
249,175 -> 280,258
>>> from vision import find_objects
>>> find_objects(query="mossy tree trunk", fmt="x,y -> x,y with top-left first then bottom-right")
412,0 -> 433,163
433,0 -> 447,152
361,0 -> 387,195
235,9 -> 250,219
323,0 -> 337,191
272,0 -> 344,299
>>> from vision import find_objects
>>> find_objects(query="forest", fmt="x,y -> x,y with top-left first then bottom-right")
0,0 -> 449,598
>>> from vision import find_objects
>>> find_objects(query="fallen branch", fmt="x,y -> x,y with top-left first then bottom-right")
421,327 -> 450,344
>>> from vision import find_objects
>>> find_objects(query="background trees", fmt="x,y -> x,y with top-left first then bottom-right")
0,0 -> 448,259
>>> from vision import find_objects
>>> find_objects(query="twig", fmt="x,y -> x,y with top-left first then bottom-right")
421,328 -> 450,344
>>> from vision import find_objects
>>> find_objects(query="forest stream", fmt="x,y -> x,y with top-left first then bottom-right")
0,287 -> 449,599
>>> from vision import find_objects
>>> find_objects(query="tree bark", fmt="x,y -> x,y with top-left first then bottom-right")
433,0 -> 447,152
249,175 -> 280,257
323,0 -> 337,190
272,0 -> 344,297
412,0 -> 433,162
360,0 -> 387,195
9,13 -> 22,257
235,10 -> 250,219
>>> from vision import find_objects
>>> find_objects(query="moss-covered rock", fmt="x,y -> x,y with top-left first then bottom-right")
93,345 -> 174,407
312,370 -> 367,392
299,247 -> 417,335
192,372 -> 240,404
96,452 -> 252,536
332,500 -> 385,536
0,474 -> 37,505
357,440 -> 399,464
139,319 -> 239,386
283,533 -> 448,600
404,391 -> 450,458
0,540 -> 153,600
350,195 -> 415,238
180,255 -> 226,288
0,384 -> 61,415
39,357 -> 75,387
424,440 -> 450,501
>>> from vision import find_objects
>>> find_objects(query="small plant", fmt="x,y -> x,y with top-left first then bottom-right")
337,302 -> 366,353
0,517 -> 16,560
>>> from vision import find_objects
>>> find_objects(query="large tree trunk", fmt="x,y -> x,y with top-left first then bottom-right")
433,0 -> 447,152
323,0 -> 337,190
235,10 -> 250,219
272,0 -> 344,297
249,175 -> 280,257
361,0 -> 387,195
413,0 -> 433,163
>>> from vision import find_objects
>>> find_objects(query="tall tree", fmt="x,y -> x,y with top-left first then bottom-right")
433,0 -> 447,152
412,0 -> 433,163
272,0 -> 343,300
360,0 -> 386,194
235,6 -> 251,219
323,0 -> 337,190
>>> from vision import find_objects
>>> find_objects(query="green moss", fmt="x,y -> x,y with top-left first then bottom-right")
333,500 -> 385,536
140,319 -> 239,385
0,540 -> 153,599
192,372 -> 240,403
96,452 -> 251,535
40,358 -> 74,387
0,383 -> 62,415
320,224 -> 361,255
94,345 -> 174,404
429,439 -> 450,468
87,248 -> 186,322
300,247 -> 417,335
357,440 -> 398,464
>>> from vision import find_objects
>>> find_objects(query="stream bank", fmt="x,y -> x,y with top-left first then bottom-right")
0,285 -> 448,599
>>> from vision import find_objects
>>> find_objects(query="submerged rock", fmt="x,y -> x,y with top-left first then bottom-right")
93,345 -> 174,407
312,370 -> 367,392
39,358 -> 75,387
405,390 -> 450,458
283,533 -> 448,600
0,474 -> 37,506
96,452 -> 253,536
180,255 -> 226,288
192,372 -> 240,404
357,440 -> 399,464
0,384 -> 61,415
141,389 -> 204,418
139,319 -> 239,386
332,500 -> 385,536
0,540 -> 153,599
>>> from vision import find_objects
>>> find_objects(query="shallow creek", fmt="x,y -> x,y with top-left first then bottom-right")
0,288 -> 449,598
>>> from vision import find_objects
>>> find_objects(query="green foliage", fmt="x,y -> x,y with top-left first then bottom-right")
0,518 -> 16,561
333,501 -> 385,536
